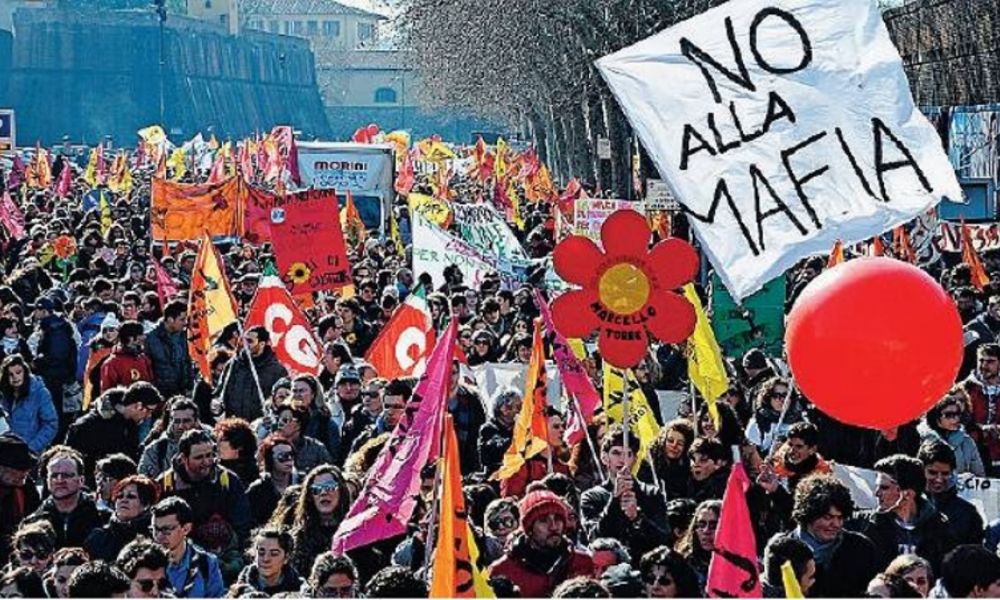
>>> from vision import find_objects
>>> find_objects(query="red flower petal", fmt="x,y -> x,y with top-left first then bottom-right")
646,292 -> 696,344
551,289 -> 601,339
648,238 -> 699,290
600,210 -> 650,258
599,324 -> 648,369
553,236 -> 604,286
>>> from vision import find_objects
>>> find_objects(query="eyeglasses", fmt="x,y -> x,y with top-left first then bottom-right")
48,472 -> 78,480
694,519 -> 719,531
17,549 -> 50,562
136,578 -> 169,593
151,523 -> 179,535
941,411 -> 962,419
384,404 -> 406,412
311,480 -> 339,495
643,573 -> 675,587
490,515 -> 517,530
319,585 -> 356,598
274,451 -> 295,463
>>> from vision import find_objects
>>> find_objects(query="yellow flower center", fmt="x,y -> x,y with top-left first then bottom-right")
598,263 -> 650,315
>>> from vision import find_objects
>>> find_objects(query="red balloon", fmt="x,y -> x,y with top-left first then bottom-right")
786,257 -> 963,430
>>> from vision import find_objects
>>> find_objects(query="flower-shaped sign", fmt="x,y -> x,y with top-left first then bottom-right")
551,210 -> 698,368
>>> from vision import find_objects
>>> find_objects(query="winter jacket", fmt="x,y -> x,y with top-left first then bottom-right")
478,418 -> 513,477
580,478 -> 670,562
99,347 -> 155,392
83,512 -> 151,561
294,435 -> 333,474
340,406 -> 377,462
158,459 -> 253,550
221,347 -> 288,422
33,314 -> 77,387
930,485 -> 984,545
75,312 -> 106,382
165,542 -> 226,599
66,402 -> 141,484
488,534 -> 595,598
236,564 -> 304,595
25,492 -> 109,549
246,473 -> 296,527
303,407 -> 341,461
146,321 -> 194,399
918,421 -> 986,476
0,481 -> 41,565
792,528 -> 879,598
499,454 -> 570,498
960,374 -> 1000,472
856,499 -> 959,573
448,386 -> 487,474
1,375 -> 58,453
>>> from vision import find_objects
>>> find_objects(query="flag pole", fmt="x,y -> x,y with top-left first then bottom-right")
621,368 -> 631,457
567,385 -> 604,483
234,319 -> 269,415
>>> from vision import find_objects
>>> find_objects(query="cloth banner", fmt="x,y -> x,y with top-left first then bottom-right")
600,364 -> 661,461
471,362 -> 561,406
572,199 -> 639,240
151,177 -> 243,241
243,274 -> 323,375
597,0 -> 961,299
412,213 -> 526,289
296,142 -> 394,192
451,202 -> 532,269
332,322 -> 457,554
937,221 -> 1000,253
269,189 -> 352,295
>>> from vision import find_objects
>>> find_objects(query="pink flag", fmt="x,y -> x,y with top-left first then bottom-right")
152,256 -> 178,310
270,126 -> 301,185
55,163 -> 73,197
706,462 -> 762,598
0,190 -> 26,239
536,290 -> 600,444
8,155 -> 25,190
332,320 -> 458,554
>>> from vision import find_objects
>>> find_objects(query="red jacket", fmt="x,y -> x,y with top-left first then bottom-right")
500,454 -> 570,499
100,350 -> 155,392
489,537 -> 594,598
962,377 -> 1000,468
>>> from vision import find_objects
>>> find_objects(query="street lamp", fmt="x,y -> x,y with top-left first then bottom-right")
154,0 -> 167,125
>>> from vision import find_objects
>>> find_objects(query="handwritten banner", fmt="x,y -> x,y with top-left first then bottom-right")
269,189 -> 352,295
411,213 -> 527,289
936,221 -> 1000,253
151,177 -> 243,241
451,202 -> 532,268
572,199 -> 639,240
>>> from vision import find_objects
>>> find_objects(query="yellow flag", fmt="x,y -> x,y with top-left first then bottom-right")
508,179 -> 524,231
99,190 -> 113,237
602,363 -> 660,462
408,193 -> 453,228
430,417 -> 496,598
494,137 -> 508,180
137,125 -> 167,146
208,134 -> 219,150
167,148 -> 187,181
682,283 -> 726,427
84,148 -> 98,187
567,339 -> 587,361
419,139 -> 456,163
495,319 -> 549,481
781,561 -> 804,598
390,210 -> 405,257
187,233 -> 238,380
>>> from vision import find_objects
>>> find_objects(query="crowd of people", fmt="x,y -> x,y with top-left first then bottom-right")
1,136 -> 1000,600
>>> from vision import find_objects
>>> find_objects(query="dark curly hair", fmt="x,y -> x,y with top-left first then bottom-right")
792,474 -> 855,526
638,545 -> 702,598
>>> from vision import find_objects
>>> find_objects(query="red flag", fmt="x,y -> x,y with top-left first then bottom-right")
272,189 -> 352,295
352,123 -> 379,144
826,240 -> 844,269
0,190 -> 26,239
706,462 -> 762,598
871,235 -> 885,257
244,273 -> 323,375
364,292 -> 436,380
892,226 -> 917,264
395,152 -> 415,196
961,221 -> 991,290
152,256 -> 178,310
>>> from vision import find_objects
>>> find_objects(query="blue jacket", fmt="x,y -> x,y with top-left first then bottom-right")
166,542 -> 226,598
1,375 -> 58,453
75,312 -> 106,382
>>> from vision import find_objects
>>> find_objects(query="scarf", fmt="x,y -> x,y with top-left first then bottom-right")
796,525 -> 842,568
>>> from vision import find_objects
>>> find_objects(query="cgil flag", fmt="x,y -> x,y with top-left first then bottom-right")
364,288 -> 436,380
429,416 -> 496,598
494,319 -> 549,481
706,462 -> 762,598
244,271 -> 323,376
187,233 -> 238,380
683,283 -> 727,428
333,321 -> 458,554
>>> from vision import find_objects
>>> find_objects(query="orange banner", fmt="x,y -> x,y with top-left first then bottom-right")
151,177 -> 244,241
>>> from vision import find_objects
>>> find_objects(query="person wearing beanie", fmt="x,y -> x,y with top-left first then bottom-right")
0,433 -> 41,565
488,490 -> 594,597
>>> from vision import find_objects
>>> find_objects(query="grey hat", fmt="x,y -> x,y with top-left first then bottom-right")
335,365 -> 362,386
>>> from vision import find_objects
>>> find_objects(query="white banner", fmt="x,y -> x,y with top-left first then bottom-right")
597,0 -> 961,299
471,362 -> 562,407
411,214 -> 527,289
296,142 -> 394,193
451,203 -> 532,268
833,462 -> 1000,523
573,199 -> 641,240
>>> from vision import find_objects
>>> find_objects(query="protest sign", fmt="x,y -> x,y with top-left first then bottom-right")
269,189 -> 352,295
936,221 -> 1000,253
451,202 -> 531,267
572,198 -> 639,240
710,273 -> 785,357
151,177 -> 243,241
411,213 -> 526,289
597,0 -> 962,299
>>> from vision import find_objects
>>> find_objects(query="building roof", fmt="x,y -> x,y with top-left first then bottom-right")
242,0 -> 386,19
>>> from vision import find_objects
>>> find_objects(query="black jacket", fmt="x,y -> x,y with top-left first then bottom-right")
235,564 -> 303,595
145,321 -> 194,399
25,493 -> 109,549
855,499 -> 959,573
66,406 -> 140,486
83,512 -> 151,561
797,529 -> 880,598
477,418 -> 513,477
246,474 -> 283,527
221,347 -> 288,422
580,478 -> 670,562
931,486 -> 984,545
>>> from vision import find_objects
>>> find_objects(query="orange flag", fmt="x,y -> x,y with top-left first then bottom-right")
339,191 -> 367,246
892,226 -> 917,264
494,319 -> 549,481
429,416 -> 495,598
961,221 -> 991,290
187,233 -> 239,380
871,235 -> 885,257
826,240 -> 845,269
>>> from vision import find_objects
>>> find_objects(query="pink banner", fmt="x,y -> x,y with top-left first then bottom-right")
332,320 -> 458,554
706,463 -> 762,598
152,257 -> 178,310
536,291 -> 600,445
0,190 -> 26,239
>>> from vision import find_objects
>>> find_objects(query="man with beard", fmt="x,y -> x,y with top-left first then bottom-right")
789,474 -> 878,597
918,440 -> 984,545
100,321 -> 154,392
488,490 -> 594,597
221,326 -> 288,422
962,343 -> 1000,475
157,428 -> 251,577
139,399 -> 204,478
856,454 -> 958,573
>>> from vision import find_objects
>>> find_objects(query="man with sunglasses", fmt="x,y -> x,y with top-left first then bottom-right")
117,539 -> 171,599
307,551 -> 359,598
340,378 -> 385,460
151,497 -> 225,598
347,378 -> 411,454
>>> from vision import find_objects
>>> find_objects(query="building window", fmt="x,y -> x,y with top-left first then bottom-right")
291,21 -> 304,35
374,87 -> 397,104
307,20 -> 319,35
281,21 -> 290,34
269,20 -> 280,33
358,22 -> 375,41
323,20 -> 340,36
204,0 -> 211,8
